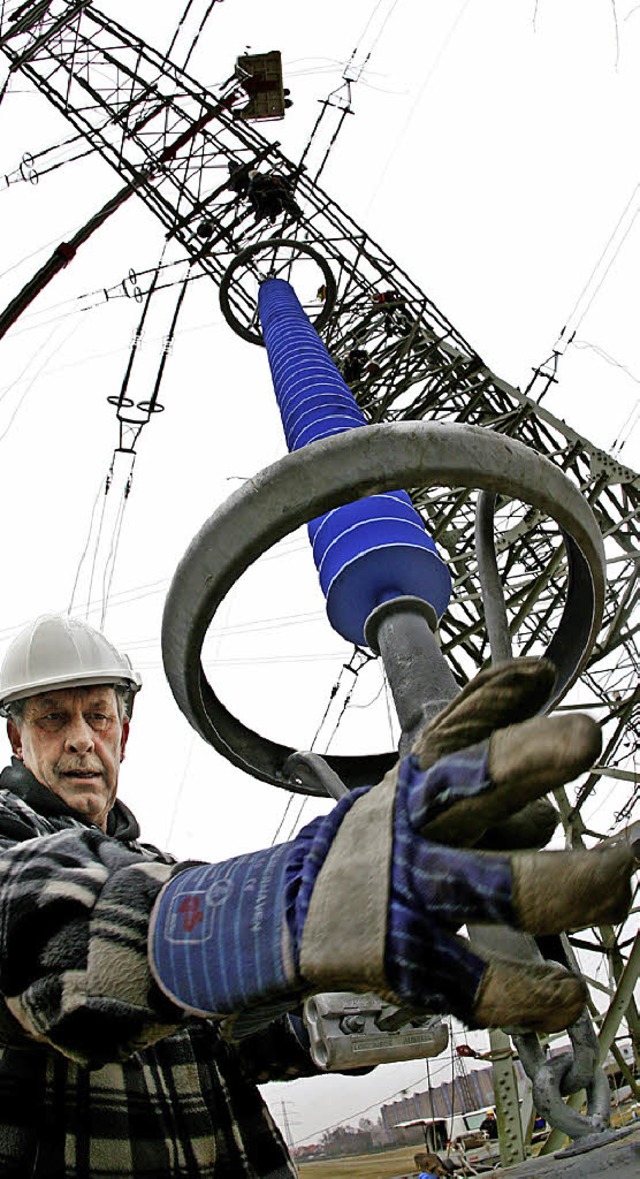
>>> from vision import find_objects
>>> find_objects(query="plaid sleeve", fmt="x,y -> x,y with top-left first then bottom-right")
0,826 -> 186,1067
228,1013 -> 321,1083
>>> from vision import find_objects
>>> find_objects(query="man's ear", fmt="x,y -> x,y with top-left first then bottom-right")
120,716 -> 130,762
7,719 -> 22,760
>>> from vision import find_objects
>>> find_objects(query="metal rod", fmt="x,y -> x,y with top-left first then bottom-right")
365,596 -> 458,754
475,490 -> 512,663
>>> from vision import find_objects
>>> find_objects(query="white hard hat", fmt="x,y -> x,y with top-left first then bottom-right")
0,614 -> 142,716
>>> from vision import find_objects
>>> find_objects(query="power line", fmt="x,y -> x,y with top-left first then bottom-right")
166,0 -> 224,70
364,0 -> 475,214
291,1053 -> 454,1145
557,182 -> 640,350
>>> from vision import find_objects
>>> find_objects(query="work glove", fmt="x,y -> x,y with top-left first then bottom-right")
149,659 -> 634,1036
395,655 -> 567,848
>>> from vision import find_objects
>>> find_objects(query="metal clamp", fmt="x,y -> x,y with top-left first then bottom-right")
513,1008 -> 611,1140
303,991 -> 448,1071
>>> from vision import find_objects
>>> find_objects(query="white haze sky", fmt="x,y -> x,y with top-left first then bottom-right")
0,0 -> 638,1146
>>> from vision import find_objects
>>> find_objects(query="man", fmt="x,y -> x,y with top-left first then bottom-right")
0,614 -> 634,1177
0,614 -> 313,1178
480,1110 -> 499,1141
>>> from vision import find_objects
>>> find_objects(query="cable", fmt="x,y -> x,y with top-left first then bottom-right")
296,0 -> 402,183
572,338 -> 640,386
271,651 -> 381,842
383,669 -> 396,744
82,472 -> 112,623
0,221 -> 83,281
610,0 -> 620,68
182,0 -> 221,70
166,0 -> 223,70
115,244 -> 168,413
100,461 -> 134,630
344,0 -> 401,85
270,792 -> 296,846
67,472 -> 108,616
348,677 -> 385,709
283,795 -> 310,842
0,322 -> 59,408
365,0 -> 475,214
166,0 -> 199,58
291,1053 -> 454,1145
320,684 -> 356,750
558,183 -> 640,349
349,0 -> 400,74
165,730 -> 197,846
309,675 -> 343,749
0,318 -> 82,443
447,1016 -> 458,1147
317,648 -> 375,754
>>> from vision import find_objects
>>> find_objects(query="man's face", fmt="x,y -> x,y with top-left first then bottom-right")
8,686 -> 129,832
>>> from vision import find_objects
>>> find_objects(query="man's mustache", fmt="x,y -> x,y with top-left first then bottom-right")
55,758 -> 103,774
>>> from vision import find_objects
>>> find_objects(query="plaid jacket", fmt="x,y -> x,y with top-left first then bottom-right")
0,759 -> 315,1178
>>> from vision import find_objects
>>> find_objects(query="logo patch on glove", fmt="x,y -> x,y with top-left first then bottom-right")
177,895 -> 204,933
164,889 -> 212,943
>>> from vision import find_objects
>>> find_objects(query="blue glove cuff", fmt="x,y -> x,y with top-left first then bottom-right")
149,843 -> 301,1017
149,790 -> 367,1019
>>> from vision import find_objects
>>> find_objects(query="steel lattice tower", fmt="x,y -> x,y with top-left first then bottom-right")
1,0 -> 639,1124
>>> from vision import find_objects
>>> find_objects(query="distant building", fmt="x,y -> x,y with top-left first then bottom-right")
380,1060 -> 523,1144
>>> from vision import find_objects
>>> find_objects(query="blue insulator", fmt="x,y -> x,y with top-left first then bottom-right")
258,278 -> 451,645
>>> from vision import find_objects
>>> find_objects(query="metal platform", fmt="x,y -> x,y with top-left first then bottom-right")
491,1124 -> 640,1179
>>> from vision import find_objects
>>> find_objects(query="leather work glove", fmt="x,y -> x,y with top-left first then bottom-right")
394,656 -> 572,849
150,659 -> 635,1037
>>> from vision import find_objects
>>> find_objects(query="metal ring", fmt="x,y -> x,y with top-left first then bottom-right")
514,1023 -> 611,1140
161,422 -> 606,793
532,1053 -> 610,1139
561,1008 -> 599,1094
218,238 -> 337,345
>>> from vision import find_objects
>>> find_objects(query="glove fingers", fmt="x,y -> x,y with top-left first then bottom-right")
414,658 -> 556,770
512,845 -> 634,934
489,712 -> 601,791
473,957 -> 587,1033
387,908 -> 588,1034
406,839 -> 633,939
476,797 -> 559,850
404,840 -> 515,928
420,713 -> 600,847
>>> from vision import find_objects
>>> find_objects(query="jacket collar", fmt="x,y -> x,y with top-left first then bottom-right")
0,756 -> 141,841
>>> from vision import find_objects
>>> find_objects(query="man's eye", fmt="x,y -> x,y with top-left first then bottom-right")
38,714 -> 65,729
88,713 -> 110,729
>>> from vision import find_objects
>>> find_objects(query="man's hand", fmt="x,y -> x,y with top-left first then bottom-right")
296,659 -> 633,1032
150,660 -> 635,1036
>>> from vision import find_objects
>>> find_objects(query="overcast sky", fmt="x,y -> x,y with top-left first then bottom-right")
0,0 -> 638,1145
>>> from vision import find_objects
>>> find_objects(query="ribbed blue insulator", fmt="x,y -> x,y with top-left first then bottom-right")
258,278 -> 451,645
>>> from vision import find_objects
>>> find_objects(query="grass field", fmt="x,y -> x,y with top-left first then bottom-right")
298,1144 -> 421,1179
296,1115 -> 640,1178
